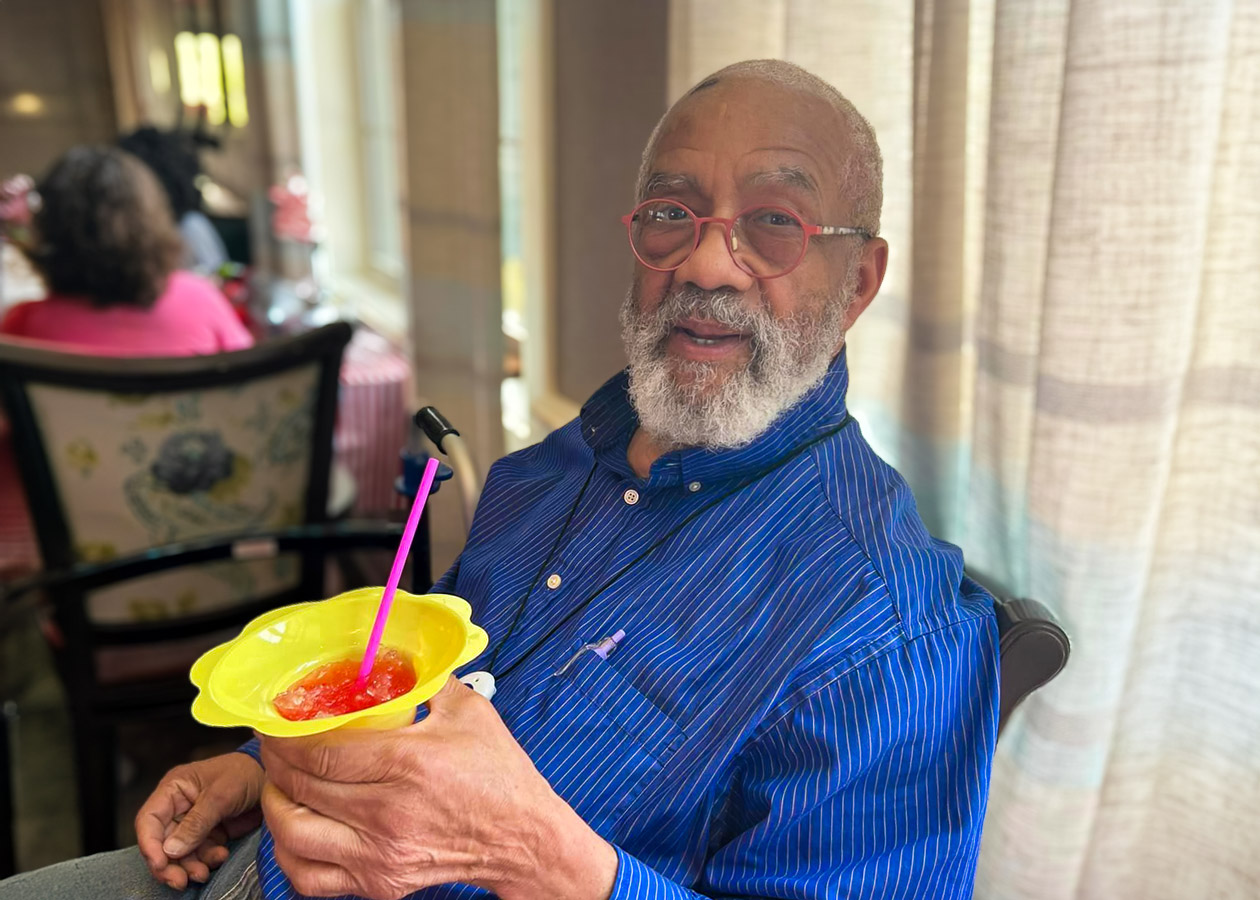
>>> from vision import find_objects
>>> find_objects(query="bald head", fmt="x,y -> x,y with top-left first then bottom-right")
635,59 -> 883,235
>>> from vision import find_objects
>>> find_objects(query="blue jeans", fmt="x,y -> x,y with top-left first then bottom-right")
0,829 -> 261,900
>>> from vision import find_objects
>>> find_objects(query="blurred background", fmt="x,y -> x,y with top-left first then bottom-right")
1,1 -> 1258,898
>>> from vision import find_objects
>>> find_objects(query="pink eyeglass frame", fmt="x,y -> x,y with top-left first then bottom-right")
621,198 -> 871,279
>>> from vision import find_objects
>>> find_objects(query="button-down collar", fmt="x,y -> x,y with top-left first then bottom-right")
580,349 -> 852,490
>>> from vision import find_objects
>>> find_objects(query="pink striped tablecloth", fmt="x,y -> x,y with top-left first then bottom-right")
334,328 -> 414,514
0,328 -> 413,577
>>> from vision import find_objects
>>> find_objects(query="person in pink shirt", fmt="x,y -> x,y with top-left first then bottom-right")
0,145 -> 253,577
0,145 -> 253,354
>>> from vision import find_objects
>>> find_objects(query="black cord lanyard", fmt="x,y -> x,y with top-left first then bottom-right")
483,414 -> 855,683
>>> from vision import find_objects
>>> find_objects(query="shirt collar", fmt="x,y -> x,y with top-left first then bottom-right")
580,349 -> 852,489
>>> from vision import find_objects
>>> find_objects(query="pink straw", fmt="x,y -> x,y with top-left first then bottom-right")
355,456 -> 441,689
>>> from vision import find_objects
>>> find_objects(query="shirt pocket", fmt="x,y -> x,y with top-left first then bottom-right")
535,651 -> 686,833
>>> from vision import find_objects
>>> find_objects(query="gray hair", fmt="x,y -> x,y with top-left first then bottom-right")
634,59 -> 883,235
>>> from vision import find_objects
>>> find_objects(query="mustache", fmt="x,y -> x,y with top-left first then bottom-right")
640,286 -> 766,335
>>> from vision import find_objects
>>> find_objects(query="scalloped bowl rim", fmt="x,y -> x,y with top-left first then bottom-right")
189,588 -> 488,736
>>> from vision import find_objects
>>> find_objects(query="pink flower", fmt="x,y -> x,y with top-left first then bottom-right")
269,174 -> 317,244
0,174 -> 36,227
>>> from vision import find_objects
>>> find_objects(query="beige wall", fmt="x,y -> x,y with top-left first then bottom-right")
551,0 -> 669,404
399,0 -> 503,456
0,0 -> 118,179
398,0 -> 504,574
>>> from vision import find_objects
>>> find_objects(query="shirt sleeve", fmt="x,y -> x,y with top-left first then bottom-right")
236,736 -> 262,765
606,615 -> 998,900
178,210 -> 230,273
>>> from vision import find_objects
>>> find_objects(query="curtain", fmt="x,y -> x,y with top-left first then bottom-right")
668,1 -> 1260,897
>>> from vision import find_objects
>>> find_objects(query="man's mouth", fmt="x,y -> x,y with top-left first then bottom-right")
666,318 -> 752,360
676,327 -> 741,346
673,317 -> 748,343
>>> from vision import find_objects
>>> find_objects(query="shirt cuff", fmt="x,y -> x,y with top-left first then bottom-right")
609,845 -> 702,900
235,736 -> 262,765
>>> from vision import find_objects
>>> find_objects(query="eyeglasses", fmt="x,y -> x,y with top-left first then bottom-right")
621,199 -> 871,280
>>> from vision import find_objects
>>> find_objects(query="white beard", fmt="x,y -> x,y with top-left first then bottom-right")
620,281 -> 853,450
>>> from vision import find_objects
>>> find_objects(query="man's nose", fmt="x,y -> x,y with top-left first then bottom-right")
672,221 -> 756,293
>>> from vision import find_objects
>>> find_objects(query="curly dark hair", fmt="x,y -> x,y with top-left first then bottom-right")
28,146 -> 183,308
117,126 -> 203,219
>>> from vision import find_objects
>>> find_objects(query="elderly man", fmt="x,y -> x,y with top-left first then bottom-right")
0,59 -> 997,900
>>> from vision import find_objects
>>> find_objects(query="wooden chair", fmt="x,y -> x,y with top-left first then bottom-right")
0,323 -> 431,855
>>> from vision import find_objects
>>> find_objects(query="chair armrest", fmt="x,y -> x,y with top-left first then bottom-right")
993,596 -> 1071,731
994,597 -> 1069,656
0,520 -> 404,625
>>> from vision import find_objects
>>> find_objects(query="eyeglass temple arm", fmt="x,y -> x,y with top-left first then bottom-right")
813,225 -> 872,238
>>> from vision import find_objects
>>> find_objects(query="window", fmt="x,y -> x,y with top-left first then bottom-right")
289,0 -> 405,336
172,31 -> 249,128
354,0 -> 403,282
496,0 -> 577,448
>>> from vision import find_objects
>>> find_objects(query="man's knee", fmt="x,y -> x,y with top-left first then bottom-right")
0,845 -> 167,900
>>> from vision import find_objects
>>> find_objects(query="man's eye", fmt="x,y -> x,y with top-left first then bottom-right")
647,205 -> 690,223
753,210 -> 801,228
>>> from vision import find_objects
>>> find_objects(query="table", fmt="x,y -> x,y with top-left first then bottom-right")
334,327 -> 415,513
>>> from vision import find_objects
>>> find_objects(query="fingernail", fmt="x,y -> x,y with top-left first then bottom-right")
163,839 -> 185,857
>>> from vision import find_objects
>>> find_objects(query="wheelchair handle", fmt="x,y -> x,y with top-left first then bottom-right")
414,406 -> 460,452
414,406 -> 480,534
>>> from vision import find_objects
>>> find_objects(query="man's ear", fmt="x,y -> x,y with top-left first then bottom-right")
842,238 -> 889,332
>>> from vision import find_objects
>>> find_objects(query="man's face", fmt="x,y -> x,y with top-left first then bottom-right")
622,80 -> 865,450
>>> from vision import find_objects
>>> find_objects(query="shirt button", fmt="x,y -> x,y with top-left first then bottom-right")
687,481 -> 702,493
545,573 -> 562,589
623,488 -> 640,506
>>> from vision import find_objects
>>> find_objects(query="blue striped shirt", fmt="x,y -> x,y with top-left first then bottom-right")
246,352 -> 999,899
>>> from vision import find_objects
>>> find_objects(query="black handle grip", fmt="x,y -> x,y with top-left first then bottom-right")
414,406 -> 460,451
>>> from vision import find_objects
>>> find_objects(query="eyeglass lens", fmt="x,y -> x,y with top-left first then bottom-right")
628,200 -> 806,277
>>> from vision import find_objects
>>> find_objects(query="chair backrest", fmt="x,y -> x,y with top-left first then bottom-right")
992,593 -> 1070,734
0,322 -> 352,632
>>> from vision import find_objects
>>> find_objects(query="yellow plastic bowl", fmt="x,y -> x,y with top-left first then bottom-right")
190,588 -> 488,737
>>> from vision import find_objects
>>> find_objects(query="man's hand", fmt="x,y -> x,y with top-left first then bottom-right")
259,676 -> 618,900
135,751 -> 265,890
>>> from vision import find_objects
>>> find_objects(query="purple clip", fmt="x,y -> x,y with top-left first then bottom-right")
554,629 -> 627,676
592,629 -> 626,660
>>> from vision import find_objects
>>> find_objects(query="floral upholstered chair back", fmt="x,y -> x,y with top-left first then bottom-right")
24,365 -> 319,623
